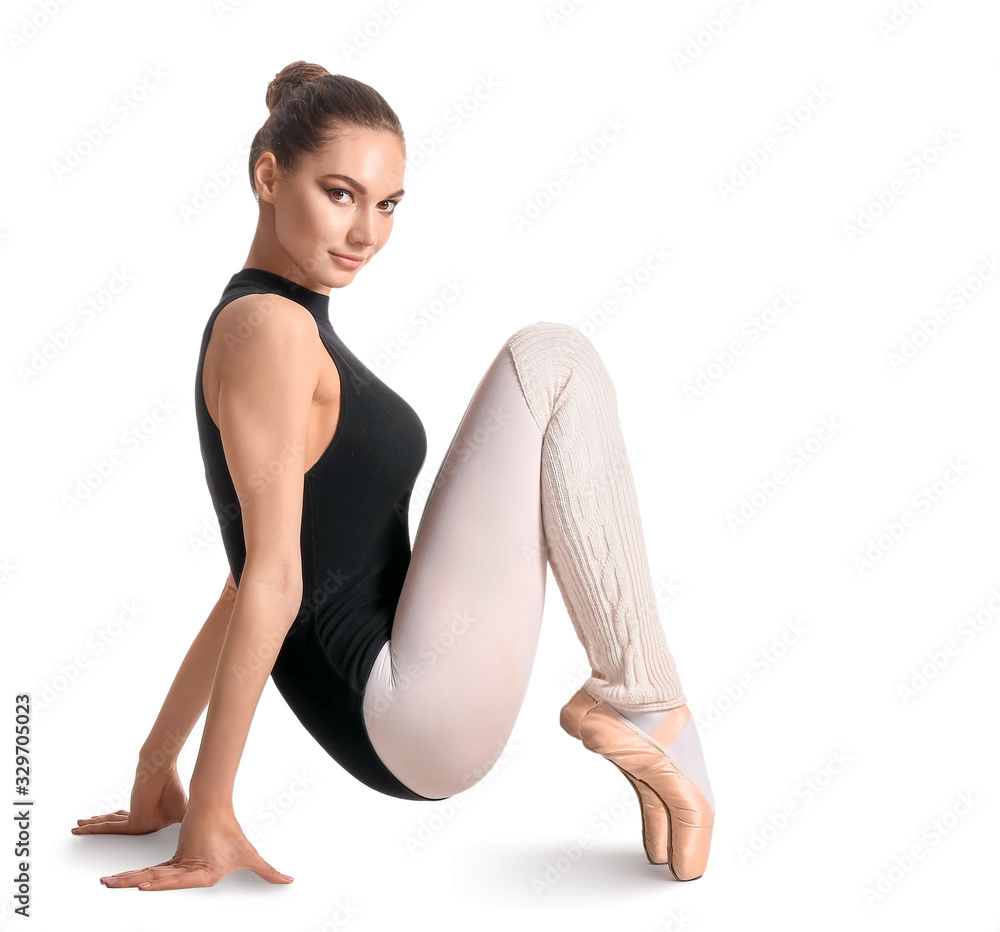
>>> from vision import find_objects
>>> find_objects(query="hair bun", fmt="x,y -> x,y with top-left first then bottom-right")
265,60 -> 331,112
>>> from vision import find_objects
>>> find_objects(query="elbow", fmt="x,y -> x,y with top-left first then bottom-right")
238,560 -> 303,612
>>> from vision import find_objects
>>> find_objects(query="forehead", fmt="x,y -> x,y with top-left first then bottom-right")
305,130 -> 405,190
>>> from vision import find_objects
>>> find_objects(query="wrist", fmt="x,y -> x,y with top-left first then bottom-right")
136,749 -> 179,781
185,793 -> 236,820
138,727 -> 187,774
188,773 -> 236,814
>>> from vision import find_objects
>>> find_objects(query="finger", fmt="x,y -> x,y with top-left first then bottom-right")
74,818 -> 136,835
139,867 -> 215,890
77,811 -> 129,824
74,812 -> 130,831
101,865 -> 163,887
251,856 -> 294,884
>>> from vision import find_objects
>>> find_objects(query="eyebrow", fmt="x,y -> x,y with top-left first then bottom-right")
320,173 -> 405,199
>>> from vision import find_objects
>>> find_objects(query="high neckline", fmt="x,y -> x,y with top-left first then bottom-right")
231,267 -> 330,323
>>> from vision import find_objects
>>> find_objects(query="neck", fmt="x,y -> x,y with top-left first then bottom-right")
233,267 -> 331,324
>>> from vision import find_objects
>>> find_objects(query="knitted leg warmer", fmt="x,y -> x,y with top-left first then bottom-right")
504,321 -> 686,711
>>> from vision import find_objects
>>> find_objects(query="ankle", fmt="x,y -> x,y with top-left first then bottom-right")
608,701 -> 690,747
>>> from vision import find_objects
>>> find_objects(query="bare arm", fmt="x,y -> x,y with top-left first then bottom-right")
136,573 -> 238,779
72,573 -> 240,836
186,295 -> 319,812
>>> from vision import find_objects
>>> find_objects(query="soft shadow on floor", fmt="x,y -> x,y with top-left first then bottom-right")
451,839 -> 685,904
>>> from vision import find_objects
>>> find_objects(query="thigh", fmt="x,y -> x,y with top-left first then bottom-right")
362,340 -> 547,799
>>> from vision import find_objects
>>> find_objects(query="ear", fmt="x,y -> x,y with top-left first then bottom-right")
253,151 -> 279,204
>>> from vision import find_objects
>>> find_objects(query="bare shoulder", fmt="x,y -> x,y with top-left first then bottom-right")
208,291 -> 319,374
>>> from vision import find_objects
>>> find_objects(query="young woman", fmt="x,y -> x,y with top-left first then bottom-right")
71,61 -> 715,889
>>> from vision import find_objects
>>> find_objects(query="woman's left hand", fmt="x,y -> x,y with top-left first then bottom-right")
99,804 -> 294,890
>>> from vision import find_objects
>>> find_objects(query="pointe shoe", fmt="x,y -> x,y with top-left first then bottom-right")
578,702 -> 715,881
559,688 -> 669,865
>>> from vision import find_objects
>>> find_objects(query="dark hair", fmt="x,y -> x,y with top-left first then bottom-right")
248,61 -> 405,201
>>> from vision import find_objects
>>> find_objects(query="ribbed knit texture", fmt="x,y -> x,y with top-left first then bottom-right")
504,321 -> 685,711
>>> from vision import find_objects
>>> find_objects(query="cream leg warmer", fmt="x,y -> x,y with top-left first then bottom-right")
505,321 -> 686,711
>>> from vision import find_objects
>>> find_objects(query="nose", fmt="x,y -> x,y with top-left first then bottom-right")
349,211 -> 378,249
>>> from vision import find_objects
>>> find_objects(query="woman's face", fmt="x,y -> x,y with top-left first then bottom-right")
252,128 -> 406,293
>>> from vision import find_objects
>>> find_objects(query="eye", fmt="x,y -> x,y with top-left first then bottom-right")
325,188 -> 400,214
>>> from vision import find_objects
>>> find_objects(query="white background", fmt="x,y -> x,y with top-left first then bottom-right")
2,0 -> 998,928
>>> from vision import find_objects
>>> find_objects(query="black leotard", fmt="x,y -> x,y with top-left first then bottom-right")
194,267 -> 434,800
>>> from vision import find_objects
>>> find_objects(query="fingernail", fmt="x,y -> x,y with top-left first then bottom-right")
138,882 -> 151,889
281,874 -> 294,881
102,876 -> 118,885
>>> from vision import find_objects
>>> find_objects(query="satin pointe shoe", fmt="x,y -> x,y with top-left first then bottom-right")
578,701 -> 715,881
559,688 -> 669,865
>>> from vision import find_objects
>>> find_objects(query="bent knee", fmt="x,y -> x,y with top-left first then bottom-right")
504,320 -> 613,416
504,320 -> 607,377
504,319 -> 590,353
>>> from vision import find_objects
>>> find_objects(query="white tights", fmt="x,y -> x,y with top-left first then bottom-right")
362,321 -> 685,799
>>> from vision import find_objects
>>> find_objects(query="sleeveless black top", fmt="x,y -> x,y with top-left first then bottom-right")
194,267 -> 433,800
